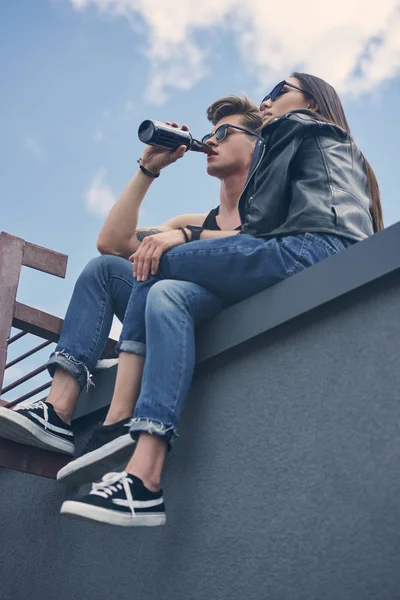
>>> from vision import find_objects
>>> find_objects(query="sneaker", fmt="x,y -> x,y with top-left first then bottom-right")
57,418 -> 136,486
60,471 -> 166,527
0,401 -> 74,455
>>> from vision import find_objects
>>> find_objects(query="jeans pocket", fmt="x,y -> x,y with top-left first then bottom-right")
305,232 -> 354,256
279,234 -> 310,276
279,232 -> 341,277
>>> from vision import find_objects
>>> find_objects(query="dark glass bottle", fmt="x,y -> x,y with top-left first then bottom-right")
138,120 -> 211,153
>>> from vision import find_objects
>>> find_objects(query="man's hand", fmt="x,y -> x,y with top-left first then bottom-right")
129,229 -> 187,281
140,122 -> 189,175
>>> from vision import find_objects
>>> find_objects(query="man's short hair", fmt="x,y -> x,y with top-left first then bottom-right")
206,95 -> 262,133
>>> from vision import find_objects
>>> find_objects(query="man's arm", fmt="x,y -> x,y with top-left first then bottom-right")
97,169 -> 155,256
98,209 -> 207,258
131,227 -> 241,282
198,229 -> 240,239
97,121 -> 191,257
129,213 -> 208,254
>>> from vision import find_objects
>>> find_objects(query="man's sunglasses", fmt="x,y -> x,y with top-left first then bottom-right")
201,124 -> 259,144
260,80 -> 304,108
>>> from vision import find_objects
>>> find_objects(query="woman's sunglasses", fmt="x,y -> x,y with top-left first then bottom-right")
201,124 -> 259,144
260,80 -> 304,108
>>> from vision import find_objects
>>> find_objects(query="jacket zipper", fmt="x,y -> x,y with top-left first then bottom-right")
237,142 -> 266,210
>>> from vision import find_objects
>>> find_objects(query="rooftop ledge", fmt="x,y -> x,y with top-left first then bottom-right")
73,221 -> 400,420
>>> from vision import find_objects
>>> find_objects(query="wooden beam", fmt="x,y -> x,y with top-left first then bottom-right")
22,240 -> 68,278
13,302 -> 63,342
0,233 -> 25,389
0,437 -> 71,479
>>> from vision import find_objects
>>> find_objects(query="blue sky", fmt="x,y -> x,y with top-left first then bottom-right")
1,0 -> 400,397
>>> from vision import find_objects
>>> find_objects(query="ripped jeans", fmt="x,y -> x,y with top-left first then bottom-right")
46,254 -> 224,444
47,232 -> 354,446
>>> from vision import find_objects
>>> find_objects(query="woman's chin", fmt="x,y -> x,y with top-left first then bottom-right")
262,115 -> 274,126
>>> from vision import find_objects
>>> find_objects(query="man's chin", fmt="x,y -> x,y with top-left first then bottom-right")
206,163 -> 221,177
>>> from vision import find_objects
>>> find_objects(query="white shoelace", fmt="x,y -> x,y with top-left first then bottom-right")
91,472 -> 136,515
18,400 -> 49,430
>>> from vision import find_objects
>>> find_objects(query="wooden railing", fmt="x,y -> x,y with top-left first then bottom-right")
0,232 -> 116,478
0,232 -> 68,394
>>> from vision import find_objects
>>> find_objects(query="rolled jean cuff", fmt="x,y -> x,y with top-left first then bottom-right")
46,350 -> 92,392
117,340 -> 146,356
129,417 -> 178,449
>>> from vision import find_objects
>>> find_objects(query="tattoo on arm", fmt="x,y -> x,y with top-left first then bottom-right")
136,229 -> 163,241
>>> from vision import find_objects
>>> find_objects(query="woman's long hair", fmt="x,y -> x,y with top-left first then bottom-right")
292,72 -> 383,233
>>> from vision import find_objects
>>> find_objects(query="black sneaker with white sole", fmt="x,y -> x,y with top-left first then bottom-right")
0,400 -> 74,455
61,471 -> 166,527
57,418 -> 136,486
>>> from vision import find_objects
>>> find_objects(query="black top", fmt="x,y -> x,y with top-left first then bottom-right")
202,207 -> 241,231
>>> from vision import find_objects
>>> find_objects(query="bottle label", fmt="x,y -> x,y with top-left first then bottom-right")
153,121 -> 189,136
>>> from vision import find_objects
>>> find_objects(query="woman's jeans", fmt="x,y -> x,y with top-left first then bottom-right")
47,232 -> 354,446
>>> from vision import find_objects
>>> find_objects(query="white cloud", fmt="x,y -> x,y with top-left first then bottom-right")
85,168 -> 116,217
93,128 -> 104,142
347,10 -> 400,93
25,136 -> 43,158
70,0 -> 400,102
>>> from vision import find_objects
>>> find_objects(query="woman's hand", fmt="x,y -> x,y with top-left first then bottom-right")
140,122 -> 189,175
129,229 -> 187,281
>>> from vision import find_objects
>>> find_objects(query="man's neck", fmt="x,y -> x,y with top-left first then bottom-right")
219,171 -> 248,216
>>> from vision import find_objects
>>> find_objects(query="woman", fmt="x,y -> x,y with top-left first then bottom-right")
256,72 -> 383,235
61,74 -> 384,527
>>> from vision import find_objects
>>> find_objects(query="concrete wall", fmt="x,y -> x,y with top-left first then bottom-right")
1,226 -> 400,600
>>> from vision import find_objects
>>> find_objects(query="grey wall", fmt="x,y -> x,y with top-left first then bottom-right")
1,267 -> 400,600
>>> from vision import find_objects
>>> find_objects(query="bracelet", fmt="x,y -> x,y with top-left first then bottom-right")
137,158 -> 160,178
186,225 -> 204,241
179,226 -> 190,243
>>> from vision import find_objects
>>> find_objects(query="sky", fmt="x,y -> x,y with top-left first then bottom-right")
1,0 -> 400,398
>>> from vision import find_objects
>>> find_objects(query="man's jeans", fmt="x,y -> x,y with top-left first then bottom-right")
47,232 -> 354,445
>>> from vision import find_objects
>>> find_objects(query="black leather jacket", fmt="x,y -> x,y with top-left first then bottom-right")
239,111 -> 374,241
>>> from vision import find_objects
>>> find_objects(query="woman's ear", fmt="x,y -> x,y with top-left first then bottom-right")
309,100 -> 319,113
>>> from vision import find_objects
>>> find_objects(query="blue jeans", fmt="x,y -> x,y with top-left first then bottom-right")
47,232 -> 354,445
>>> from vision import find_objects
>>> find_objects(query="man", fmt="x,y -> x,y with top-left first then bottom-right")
0,95 -> 262,487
